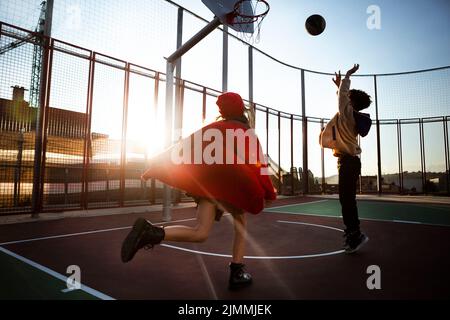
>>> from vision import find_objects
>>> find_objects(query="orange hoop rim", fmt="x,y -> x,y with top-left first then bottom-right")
228,0 -> 270,25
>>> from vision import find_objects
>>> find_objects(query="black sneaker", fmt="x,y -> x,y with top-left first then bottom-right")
343,231 -> 369,254
121,218 -> 165,263
228,263 -> 253,290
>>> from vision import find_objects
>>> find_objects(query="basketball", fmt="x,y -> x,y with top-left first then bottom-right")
305,14 -> 326,36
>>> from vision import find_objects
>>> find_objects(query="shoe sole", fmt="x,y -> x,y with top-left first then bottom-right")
344,235 -> 369,254
228,279 -> 253,291
121,218 -> 148,263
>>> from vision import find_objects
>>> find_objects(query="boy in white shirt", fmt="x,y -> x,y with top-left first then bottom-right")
320,64 -> 372,253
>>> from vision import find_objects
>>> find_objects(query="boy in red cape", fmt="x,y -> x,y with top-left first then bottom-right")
121,92 -> 276,289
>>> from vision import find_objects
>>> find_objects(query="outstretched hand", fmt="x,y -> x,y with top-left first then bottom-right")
345,64 -> 359,77
332,71 -> 341,88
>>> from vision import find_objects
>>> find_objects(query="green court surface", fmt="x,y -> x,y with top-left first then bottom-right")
0,248 -> 99,300
266,199 -> 450,226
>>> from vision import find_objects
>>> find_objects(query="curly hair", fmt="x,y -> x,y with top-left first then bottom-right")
349,89 -> 372,111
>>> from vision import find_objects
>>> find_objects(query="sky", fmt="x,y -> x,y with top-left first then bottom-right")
1,0 -> 449,182
180,0 -> 450,74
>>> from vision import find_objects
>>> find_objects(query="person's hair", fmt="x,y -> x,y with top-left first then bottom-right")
217,114 -> 250,126
217,111 -> 251,128
349,89 -> 372,111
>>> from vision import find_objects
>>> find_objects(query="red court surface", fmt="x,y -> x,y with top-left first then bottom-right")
0,196 -> 449,300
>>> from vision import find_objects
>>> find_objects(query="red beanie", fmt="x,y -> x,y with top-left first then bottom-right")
216,92 -> 245,118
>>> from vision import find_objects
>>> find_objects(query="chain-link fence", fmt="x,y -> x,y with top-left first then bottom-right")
1,1 -> 449,215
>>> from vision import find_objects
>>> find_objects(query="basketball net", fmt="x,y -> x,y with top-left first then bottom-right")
227,0 -> 270,44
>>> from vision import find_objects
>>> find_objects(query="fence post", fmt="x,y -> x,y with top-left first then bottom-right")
320,119 -> 325,194
14,130 -> 24,207
373,75 -> 382,195
397,119 -> 403,193
31,35 -> 53,217
173,7 -> 184,205
301,70 -> 308,194
162,61 -> 175,222
290,114 -> 294,195
223,25 -> 228,92
82,51 -> 95,210
419,118 -> 426,194
119,63 -> 130,207
64,168 -> 68,205
265,107 -> 269,155
106,166 -> 110,202
37,39 -> 54,213
141,141 -> 148,200
202,87 -> 207,123
277,111 -> 281,194
248,46 -> 253,103
444,116 -> 450,195
150,72 -> 160,205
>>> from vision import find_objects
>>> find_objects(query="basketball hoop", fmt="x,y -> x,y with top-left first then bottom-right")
226,0 -> 270,44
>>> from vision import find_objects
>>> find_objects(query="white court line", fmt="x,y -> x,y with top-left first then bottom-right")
0,226 -> 131,246
268,210 -> 450,227
161,244 -> 345,260
1,215 -> 345,261
0,217 -> 198,246
267,210 -> 342,220
0,217 -> 197,299
266,199 -> 328,211
268,199 -> 450,227
161,221 -> 346,260
1,210 -> 442,249
272,209 -> 402,224
0,246 -> 114,300
277,220 -> 345,233
392,220 -> 422,225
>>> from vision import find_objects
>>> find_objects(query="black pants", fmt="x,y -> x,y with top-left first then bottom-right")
338,155 -> 361,233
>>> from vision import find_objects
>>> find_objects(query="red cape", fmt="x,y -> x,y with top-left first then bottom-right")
142,120 -> 276,214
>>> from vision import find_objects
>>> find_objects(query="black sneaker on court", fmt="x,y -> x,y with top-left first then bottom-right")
343,231 -> 369,254
228,263 -> 253,290
121,218 -> 165,263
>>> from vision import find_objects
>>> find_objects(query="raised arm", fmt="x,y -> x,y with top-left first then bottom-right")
338,64 -> 359,113
345,64 -> 359,79
332,71 -> 341,88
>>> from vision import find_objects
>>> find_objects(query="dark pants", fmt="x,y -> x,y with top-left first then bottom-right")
338,155 -> 361,233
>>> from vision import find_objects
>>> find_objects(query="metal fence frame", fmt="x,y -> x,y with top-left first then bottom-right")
1,16 -> 449,215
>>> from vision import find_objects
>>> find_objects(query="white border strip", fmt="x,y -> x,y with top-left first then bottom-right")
0,246 -> 114,300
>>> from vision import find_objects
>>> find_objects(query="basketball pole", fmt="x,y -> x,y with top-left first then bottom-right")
162,16 -> 222,221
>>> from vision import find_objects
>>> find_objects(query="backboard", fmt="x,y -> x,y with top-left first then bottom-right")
202,0 -> 256,33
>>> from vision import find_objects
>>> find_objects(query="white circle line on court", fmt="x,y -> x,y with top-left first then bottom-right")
161,220 -> 345,260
